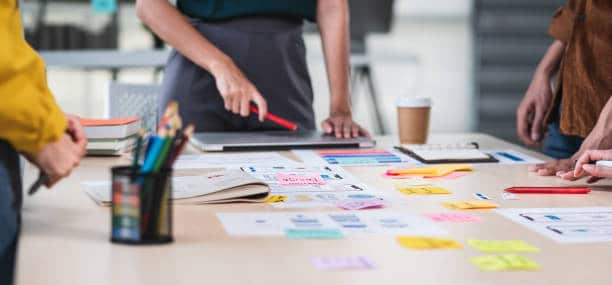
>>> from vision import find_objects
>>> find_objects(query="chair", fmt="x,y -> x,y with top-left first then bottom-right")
107,82 -> 160,132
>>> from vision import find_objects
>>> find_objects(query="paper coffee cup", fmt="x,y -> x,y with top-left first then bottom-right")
396,97 -> 431,144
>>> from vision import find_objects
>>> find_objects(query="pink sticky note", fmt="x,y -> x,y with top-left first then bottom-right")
424,213 -> 482,223
311,256 -> 376,270
337,199 -> 385,210
277,173 -> 326,185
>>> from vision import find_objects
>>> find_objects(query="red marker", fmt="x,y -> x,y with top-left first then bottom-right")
505,187 -> 591,194
249,106 -> 298,131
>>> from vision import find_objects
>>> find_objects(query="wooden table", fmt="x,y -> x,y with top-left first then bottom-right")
16,133 -> 612,285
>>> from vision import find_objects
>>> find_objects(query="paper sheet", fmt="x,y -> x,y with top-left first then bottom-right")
496,207 -> 612,243
174,152 -> 297,169
285,228 -> 344,239
484,150 -> 544,164
471,254 -> 540,271
239,165 -> 386,208
468,239 -> 539,253
396,236 -> 462,250
292,149 -> 420,166
216,211 -> 446,237
311,256 -> 376,270
423,213 -> 481,223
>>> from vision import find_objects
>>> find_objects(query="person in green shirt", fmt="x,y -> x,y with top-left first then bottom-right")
137,0 -> 369,138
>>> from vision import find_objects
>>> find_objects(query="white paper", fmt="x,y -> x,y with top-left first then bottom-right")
237,164 -> 386,208
484,150 -> 544,164
216,210 -> 446,237
496,207 -> 612,243
174,152 -> 297,169
292,149 -> 421,166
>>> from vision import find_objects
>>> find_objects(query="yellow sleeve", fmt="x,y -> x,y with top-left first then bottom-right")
0,0 -> 67,155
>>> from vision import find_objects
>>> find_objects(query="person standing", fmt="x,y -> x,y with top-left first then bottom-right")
0,1 -> 86,283
516,0 -> 612,175
137,0 -> 369,138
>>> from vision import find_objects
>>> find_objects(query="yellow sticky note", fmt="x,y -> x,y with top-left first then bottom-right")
442,201 -> 498,210
398,186 -> 451,195
397,236 -> 462,250
264,195 -> 287,203
468,239 -> 539,253
471,254 -> 540,271
389,164 -> 473,177
295,195 -> 313,202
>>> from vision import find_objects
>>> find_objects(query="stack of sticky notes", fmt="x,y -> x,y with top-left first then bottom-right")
386,164 -> 473,178
397,236 -> 462,250
470,254 -> 540,271
81,117 -> 141,156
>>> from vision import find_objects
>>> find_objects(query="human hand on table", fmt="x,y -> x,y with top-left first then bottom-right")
210,57 -> 268,121
556,150 -> 612,182
26,133 -> 82,187
321,111 -> 370,139
516,72 -> 553,145
65,114 -> 87,156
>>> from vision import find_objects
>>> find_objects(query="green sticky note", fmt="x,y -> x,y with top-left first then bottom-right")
471,254 -> 541,271
468,239 -> 539,253
92,0 -> 117,13
285,228 -> 344,239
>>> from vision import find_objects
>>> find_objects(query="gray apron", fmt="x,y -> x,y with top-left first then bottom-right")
0,140 -> 21,285
160,16 -> 316,132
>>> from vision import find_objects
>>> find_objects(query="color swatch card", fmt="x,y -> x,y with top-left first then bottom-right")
239,165 -> 385,208
468,239 -> 539,253
397,236 -> 462,250
442,201 -> 498,210
292,149 -> 420,166
424,213 -> 482,223
496,207 -> 612,243
471,254 -> 540,271
217,211 -> 446,237
311,256 -> 376,270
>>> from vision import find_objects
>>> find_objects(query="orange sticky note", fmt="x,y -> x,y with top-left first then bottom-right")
442,201 -> 498,210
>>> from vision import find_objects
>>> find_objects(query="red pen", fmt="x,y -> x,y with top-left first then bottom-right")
249,106 -> 298,131
505,187 -> 591,194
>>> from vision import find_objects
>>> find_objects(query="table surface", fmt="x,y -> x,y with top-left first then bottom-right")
16,133 -> 612,285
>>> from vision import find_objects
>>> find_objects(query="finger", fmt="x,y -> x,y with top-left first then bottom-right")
537,168 -> 556,176
587,176 -> 603,184
557,170 -> 579,181
360,127 -> 371,138
239,96 -> 250,117
223,95 -> 233,111
516,104 -> 533,145
321,120 -> 333,134
574,151 -> 600,177
529,162 -> 548,172
351,125 -> 360,138
231,93 -> 241,114
583,164 -> 612,179
530,107 -> 545,142
251,92 -> 268,122
343,122 -> 352,139
334,120 -> 344,138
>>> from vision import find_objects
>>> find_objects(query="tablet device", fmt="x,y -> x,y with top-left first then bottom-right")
189,131 -> 376,152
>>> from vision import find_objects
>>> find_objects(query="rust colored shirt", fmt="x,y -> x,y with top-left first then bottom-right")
544,0 -> 612,138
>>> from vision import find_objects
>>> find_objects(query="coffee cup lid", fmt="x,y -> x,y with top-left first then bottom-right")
396,97 -> 432,108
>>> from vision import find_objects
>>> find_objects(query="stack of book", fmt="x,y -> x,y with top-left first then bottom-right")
81,117 -> 141,156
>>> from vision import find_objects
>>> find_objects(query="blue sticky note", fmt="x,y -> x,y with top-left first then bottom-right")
285,228 -> 344,239
92,0 -> 117,14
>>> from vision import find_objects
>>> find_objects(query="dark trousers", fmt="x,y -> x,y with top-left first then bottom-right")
160,16 -> 316,132
543,105 -> 584,159
0,141 -> 21,285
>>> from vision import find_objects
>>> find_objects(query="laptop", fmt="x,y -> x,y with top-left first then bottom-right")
190,131 -> 376,152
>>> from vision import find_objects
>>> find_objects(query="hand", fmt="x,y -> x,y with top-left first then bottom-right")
27,134 -> 82,187
321,112 -> 370,139
65,114 -> 87,158
528,157 -> 575,176
557,150 -> 612,181
210,58 -> 268,121
516,73 -> 553,145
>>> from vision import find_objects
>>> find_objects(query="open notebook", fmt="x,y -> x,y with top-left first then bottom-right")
83,170 -> 270,206
395,143 -> 498,164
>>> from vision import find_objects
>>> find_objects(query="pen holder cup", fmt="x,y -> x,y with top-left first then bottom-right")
110,166 -> 173,245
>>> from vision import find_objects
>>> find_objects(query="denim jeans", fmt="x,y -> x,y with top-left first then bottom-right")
542,106 -> 584,159
0,140 -> 21,285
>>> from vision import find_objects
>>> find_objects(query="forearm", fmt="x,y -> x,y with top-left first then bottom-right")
535,40 -> 565,78
578,97 -> 612,152
317,0 -> 351,114
136,0 -> 229,73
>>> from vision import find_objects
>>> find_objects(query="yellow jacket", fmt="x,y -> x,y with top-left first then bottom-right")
0,0 -> 66,155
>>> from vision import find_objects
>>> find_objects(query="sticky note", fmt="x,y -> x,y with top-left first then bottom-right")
442,201 -> 498,210
295,195 -> 313,202
264,195 -> 287,203
285,228 -> 344,239
424,213 -> 481,223
337,199 -> 385,210
390,178 -> 432,187
277,173 -> 326,185
91,0 -> 117,13
470,254 -> 540,271
311,256 -> 375,270
468,239 -> 539,253
398,186 -> 451,195
397,236 -> 462,250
